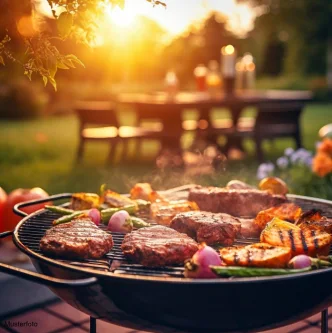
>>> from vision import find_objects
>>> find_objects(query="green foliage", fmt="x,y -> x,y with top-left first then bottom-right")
0,0 -> 166,90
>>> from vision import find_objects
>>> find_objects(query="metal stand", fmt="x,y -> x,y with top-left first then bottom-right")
321,309 -> 328,333
90,317 -> 96,333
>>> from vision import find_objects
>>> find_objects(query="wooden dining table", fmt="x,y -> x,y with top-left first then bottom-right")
116,90 -> 313,154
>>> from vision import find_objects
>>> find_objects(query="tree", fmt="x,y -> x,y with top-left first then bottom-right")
0,0 -> 165,89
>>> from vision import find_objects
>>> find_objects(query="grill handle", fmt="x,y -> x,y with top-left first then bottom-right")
13,193 -> 73,217
0,230 -> 97,287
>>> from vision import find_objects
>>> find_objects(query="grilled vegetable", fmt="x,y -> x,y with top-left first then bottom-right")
135,199 -> 151,212
288,255 -> 332,269
101,204 -> 138,224
71,193 -> 100,210
260,220 -> 332,257
258,177 -> 288,195
264,217 -> 300,231
108,210 -> 133,233
296,210 -> 332,234
130,216 -> 150,229
219,243 -> 292,268
210,266 -> 311,277
151,200 -> 199,226
88,208 -> 101,225
53,211 -> 84,225
103,190 -> 137,208
254,203 -> 302,231
184,244 -> 223,279
130,183 -> 164,202
45,205 -> 74,215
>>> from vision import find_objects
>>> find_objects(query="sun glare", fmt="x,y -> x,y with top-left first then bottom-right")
106,5 -> 135,27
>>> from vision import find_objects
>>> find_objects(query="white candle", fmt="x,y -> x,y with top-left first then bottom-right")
221,45 -> 236,78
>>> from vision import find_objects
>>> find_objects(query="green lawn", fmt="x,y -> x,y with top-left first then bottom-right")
0,103 -> 331,195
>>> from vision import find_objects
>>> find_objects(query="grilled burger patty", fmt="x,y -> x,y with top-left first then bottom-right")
40,218 -> 114,259
170,211 -> 241,245
188,186 -> 287,217
121,226 -> 198,266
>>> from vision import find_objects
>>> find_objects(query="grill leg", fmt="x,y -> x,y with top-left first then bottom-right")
90,317 -> 96,333
321,309 -> 328,333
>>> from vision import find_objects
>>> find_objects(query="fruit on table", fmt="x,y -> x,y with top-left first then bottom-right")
258,177 -> 288,195
0,187 -> 8,233
3,187 -> 50,232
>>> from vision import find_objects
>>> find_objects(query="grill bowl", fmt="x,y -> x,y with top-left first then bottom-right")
2,189 -> 332,332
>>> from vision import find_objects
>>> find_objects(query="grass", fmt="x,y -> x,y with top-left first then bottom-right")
0,102 -> 330,195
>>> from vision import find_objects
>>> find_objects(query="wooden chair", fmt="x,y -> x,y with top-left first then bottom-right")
75,101 -> 162,163
225,102 -> 305,161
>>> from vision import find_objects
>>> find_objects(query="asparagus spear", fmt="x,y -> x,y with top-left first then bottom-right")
53,211 -> 84,225
130,216 -> 150,229
45,205 -> 75,215
210,266 -> 311,278
101,204 -> 137,224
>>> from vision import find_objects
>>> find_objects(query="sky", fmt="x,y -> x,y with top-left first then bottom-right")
114,0 -> 256,36
38,0 -> 255,37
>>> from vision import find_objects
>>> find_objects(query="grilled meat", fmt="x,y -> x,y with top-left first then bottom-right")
130,183 -> 164,202
254,203 -> 302,231
239,218 -> 261,238
260,224 -> 331,257
220,243 -> 292,268
121,226 -> 198,266
170,211 -> 241,245
151,200 -> 199,226
188,186 -> 287,217
40,218 -> 113,259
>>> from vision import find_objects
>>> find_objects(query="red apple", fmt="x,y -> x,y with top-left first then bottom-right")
3,187 -> 51,232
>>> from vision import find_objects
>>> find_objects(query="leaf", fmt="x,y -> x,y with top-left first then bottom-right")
49,77 -> 57,91
56,60 -> 69,69
24,70 -> 32,81
0,55 -> 4,65
63,58 -> 75,68
65,54 -> 85,68
47,55 -> 57,78
42,76 -> 48,86
57,12 -> 73,38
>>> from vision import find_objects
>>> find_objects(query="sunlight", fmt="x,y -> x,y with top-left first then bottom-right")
106,4 -> 135,27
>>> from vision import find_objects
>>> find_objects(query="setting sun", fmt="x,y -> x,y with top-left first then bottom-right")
106,5 -> 135,27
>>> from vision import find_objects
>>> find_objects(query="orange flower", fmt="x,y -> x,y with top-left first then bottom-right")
312,152 -> 332,177
318,138 -> 332,156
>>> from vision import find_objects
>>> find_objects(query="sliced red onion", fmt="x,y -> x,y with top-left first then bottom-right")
88,208 -> 101,225
108,210 -> 133,233
184,244 -> 223,279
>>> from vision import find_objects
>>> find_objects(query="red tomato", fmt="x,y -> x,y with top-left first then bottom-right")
3,187 -> 51,232
0,187 -> 8,233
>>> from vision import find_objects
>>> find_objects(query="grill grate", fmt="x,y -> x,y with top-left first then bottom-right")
17,196 -> 332,279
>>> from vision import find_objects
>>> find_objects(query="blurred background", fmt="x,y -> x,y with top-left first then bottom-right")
0,0 -> 331,196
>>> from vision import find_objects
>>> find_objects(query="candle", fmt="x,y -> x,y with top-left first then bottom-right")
221,45 -> 236,78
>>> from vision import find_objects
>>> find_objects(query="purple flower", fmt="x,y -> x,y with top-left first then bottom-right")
257,162 -> 275,180
284,148 -> 294,157
276,156 -> 289,169
290,148 -> 312,165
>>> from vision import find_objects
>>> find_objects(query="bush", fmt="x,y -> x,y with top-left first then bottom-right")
0,79 -> 48,120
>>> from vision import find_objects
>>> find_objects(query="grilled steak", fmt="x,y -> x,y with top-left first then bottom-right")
170,211 -> 241,245
188,186 -> 287,217
121,226 -> 198,266
239,218 -> 261,238
40,218 -> 113,259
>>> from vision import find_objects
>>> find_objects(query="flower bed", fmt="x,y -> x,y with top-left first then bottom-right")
257,139 -> 332,200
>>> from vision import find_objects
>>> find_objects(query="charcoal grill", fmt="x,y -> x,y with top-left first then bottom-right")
0,185 -> 331,333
